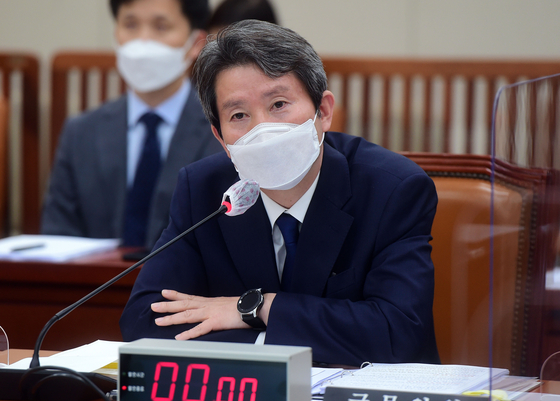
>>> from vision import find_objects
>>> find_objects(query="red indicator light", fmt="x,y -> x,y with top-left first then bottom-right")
122,385 -> 127,391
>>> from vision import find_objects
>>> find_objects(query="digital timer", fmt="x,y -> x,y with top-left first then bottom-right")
118,338 -> 311,401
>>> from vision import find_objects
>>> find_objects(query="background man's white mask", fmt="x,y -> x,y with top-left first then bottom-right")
116,32 -> 197,93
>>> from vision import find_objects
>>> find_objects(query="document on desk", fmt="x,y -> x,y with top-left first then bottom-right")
312,367 -> 345,395
4,340 -> 123,372
323,363 -> 508,395
0,234 -> 120,262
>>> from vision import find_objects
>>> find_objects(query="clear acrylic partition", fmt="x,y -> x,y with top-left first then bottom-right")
491,73 -> 560,397
0,325 -> 8,366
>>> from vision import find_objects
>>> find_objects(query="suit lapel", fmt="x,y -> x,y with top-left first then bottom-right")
95,96 -> 128,237
218,196 -> 281,292
147,90 -> 213,242
291,143 -> 354,295
217,141 -> 354,296
157,88 -> 211,187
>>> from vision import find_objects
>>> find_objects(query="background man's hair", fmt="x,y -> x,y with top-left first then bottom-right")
109,0 -> 210,30
192,19 -> 327,135
207,0 -> 278,32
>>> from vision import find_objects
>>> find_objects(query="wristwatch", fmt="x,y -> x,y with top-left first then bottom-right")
237,288 -> 266,329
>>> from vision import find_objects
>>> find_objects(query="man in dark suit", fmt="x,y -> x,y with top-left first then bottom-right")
41,0 -> 222,250
120,20 -> 440,366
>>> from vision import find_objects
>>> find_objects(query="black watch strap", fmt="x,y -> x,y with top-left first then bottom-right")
241,313 -> 266,329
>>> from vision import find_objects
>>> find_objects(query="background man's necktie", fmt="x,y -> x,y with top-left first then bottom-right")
123,112 -> 163,247
276,213 -> 300,291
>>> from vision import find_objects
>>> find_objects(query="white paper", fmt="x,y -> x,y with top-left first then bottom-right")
4,340 -> 124,372
326,363 -> 509,395
546,266 -> 560,289
0,235 -> 120,262
312,367 -> 345,394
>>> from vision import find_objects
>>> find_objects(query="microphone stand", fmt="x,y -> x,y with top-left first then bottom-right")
30,204 -> 226,369
1,204 -> 227,401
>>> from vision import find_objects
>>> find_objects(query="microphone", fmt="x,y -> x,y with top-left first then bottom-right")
0,179 -> 260,401
221,177 -> 261,216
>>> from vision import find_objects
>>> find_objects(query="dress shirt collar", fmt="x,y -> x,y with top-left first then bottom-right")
261,172 -> 321,228
127,79 -> 191,127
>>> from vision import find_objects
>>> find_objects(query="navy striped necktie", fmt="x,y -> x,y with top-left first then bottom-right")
276,213 -> 300,292
122,112 -> 162,247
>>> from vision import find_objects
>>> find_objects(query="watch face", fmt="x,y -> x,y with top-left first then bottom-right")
238,289 -> 262,313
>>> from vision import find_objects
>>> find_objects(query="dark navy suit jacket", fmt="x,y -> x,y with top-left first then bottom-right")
120,131 -> 440,366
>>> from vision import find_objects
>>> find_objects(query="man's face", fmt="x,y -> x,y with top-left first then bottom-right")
212,64 -> 332,152
114,0 -> 192,48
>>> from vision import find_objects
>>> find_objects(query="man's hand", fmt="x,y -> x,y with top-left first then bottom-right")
151,290 -> 244,340
151,290 -> 276,341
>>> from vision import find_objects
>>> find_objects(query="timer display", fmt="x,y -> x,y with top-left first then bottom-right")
120,353 -> 286,401
119,339 -> 312,401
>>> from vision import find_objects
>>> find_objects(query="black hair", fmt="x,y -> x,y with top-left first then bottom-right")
109,0 -> 210,30
208,0 -> 277,32
192,20 -> 327,135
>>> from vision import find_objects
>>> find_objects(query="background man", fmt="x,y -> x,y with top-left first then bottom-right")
121,20 -> 439,366
41,0 -> 222,251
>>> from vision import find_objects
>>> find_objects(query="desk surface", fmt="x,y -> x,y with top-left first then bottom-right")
5,349 -> 560,400
0,348 -> 57,364
0,349 -> 112,401
3,247 -> 560,377
0,248 -> 134,284
0,248 -> 141,351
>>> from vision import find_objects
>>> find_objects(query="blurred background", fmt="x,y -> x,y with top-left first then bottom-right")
1,0 -> 560,233
3,0 -> 560,58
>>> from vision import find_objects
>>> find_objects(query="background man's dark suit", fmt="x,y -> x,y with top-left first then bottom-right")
120,131 -> 440,367
41,90 -> 222,248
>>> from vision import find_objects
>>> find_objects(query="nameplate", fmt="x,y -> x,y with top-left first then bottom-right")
323,387 -> 490,401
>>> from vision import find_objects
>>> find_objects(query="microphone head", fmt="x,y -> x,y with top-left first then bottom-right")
221,179 -> 260,216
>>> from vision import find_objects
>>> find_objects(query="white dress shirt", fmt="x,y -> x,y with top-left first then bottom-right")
126,79 -> 191,186
260,172 -> 321,280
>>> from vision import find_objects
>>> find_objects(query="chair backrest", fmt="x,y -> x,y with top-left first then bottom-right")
330,105 -> 346,133
50,51 -> 123,162
324,58 -> 560,155
0,53 -> 40,234
405,152 -> 556,376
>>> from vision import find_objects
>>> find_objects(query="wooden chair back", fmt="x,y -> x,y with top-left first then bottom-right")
0,53 -> 40,234
50,51 -> 123,162
406,152 -> 556,376
324,58 -> 560,155
330,105 -> 346,133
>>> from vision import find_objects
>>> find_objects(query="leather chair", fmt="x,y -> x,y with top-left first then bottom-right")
406,152 -> 558,376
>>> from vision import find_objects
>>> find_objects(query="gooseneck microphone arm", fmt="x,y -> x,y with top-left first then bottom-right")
29,203 -> 228,369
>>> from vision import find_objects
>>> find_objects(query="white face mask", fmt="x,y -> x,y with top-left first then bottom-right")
226,113 -> 324,190
116,32 -> 197,93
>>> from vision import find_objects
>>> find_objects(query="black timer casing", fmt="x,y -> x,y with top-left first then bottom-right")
237,288 -> 266,329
